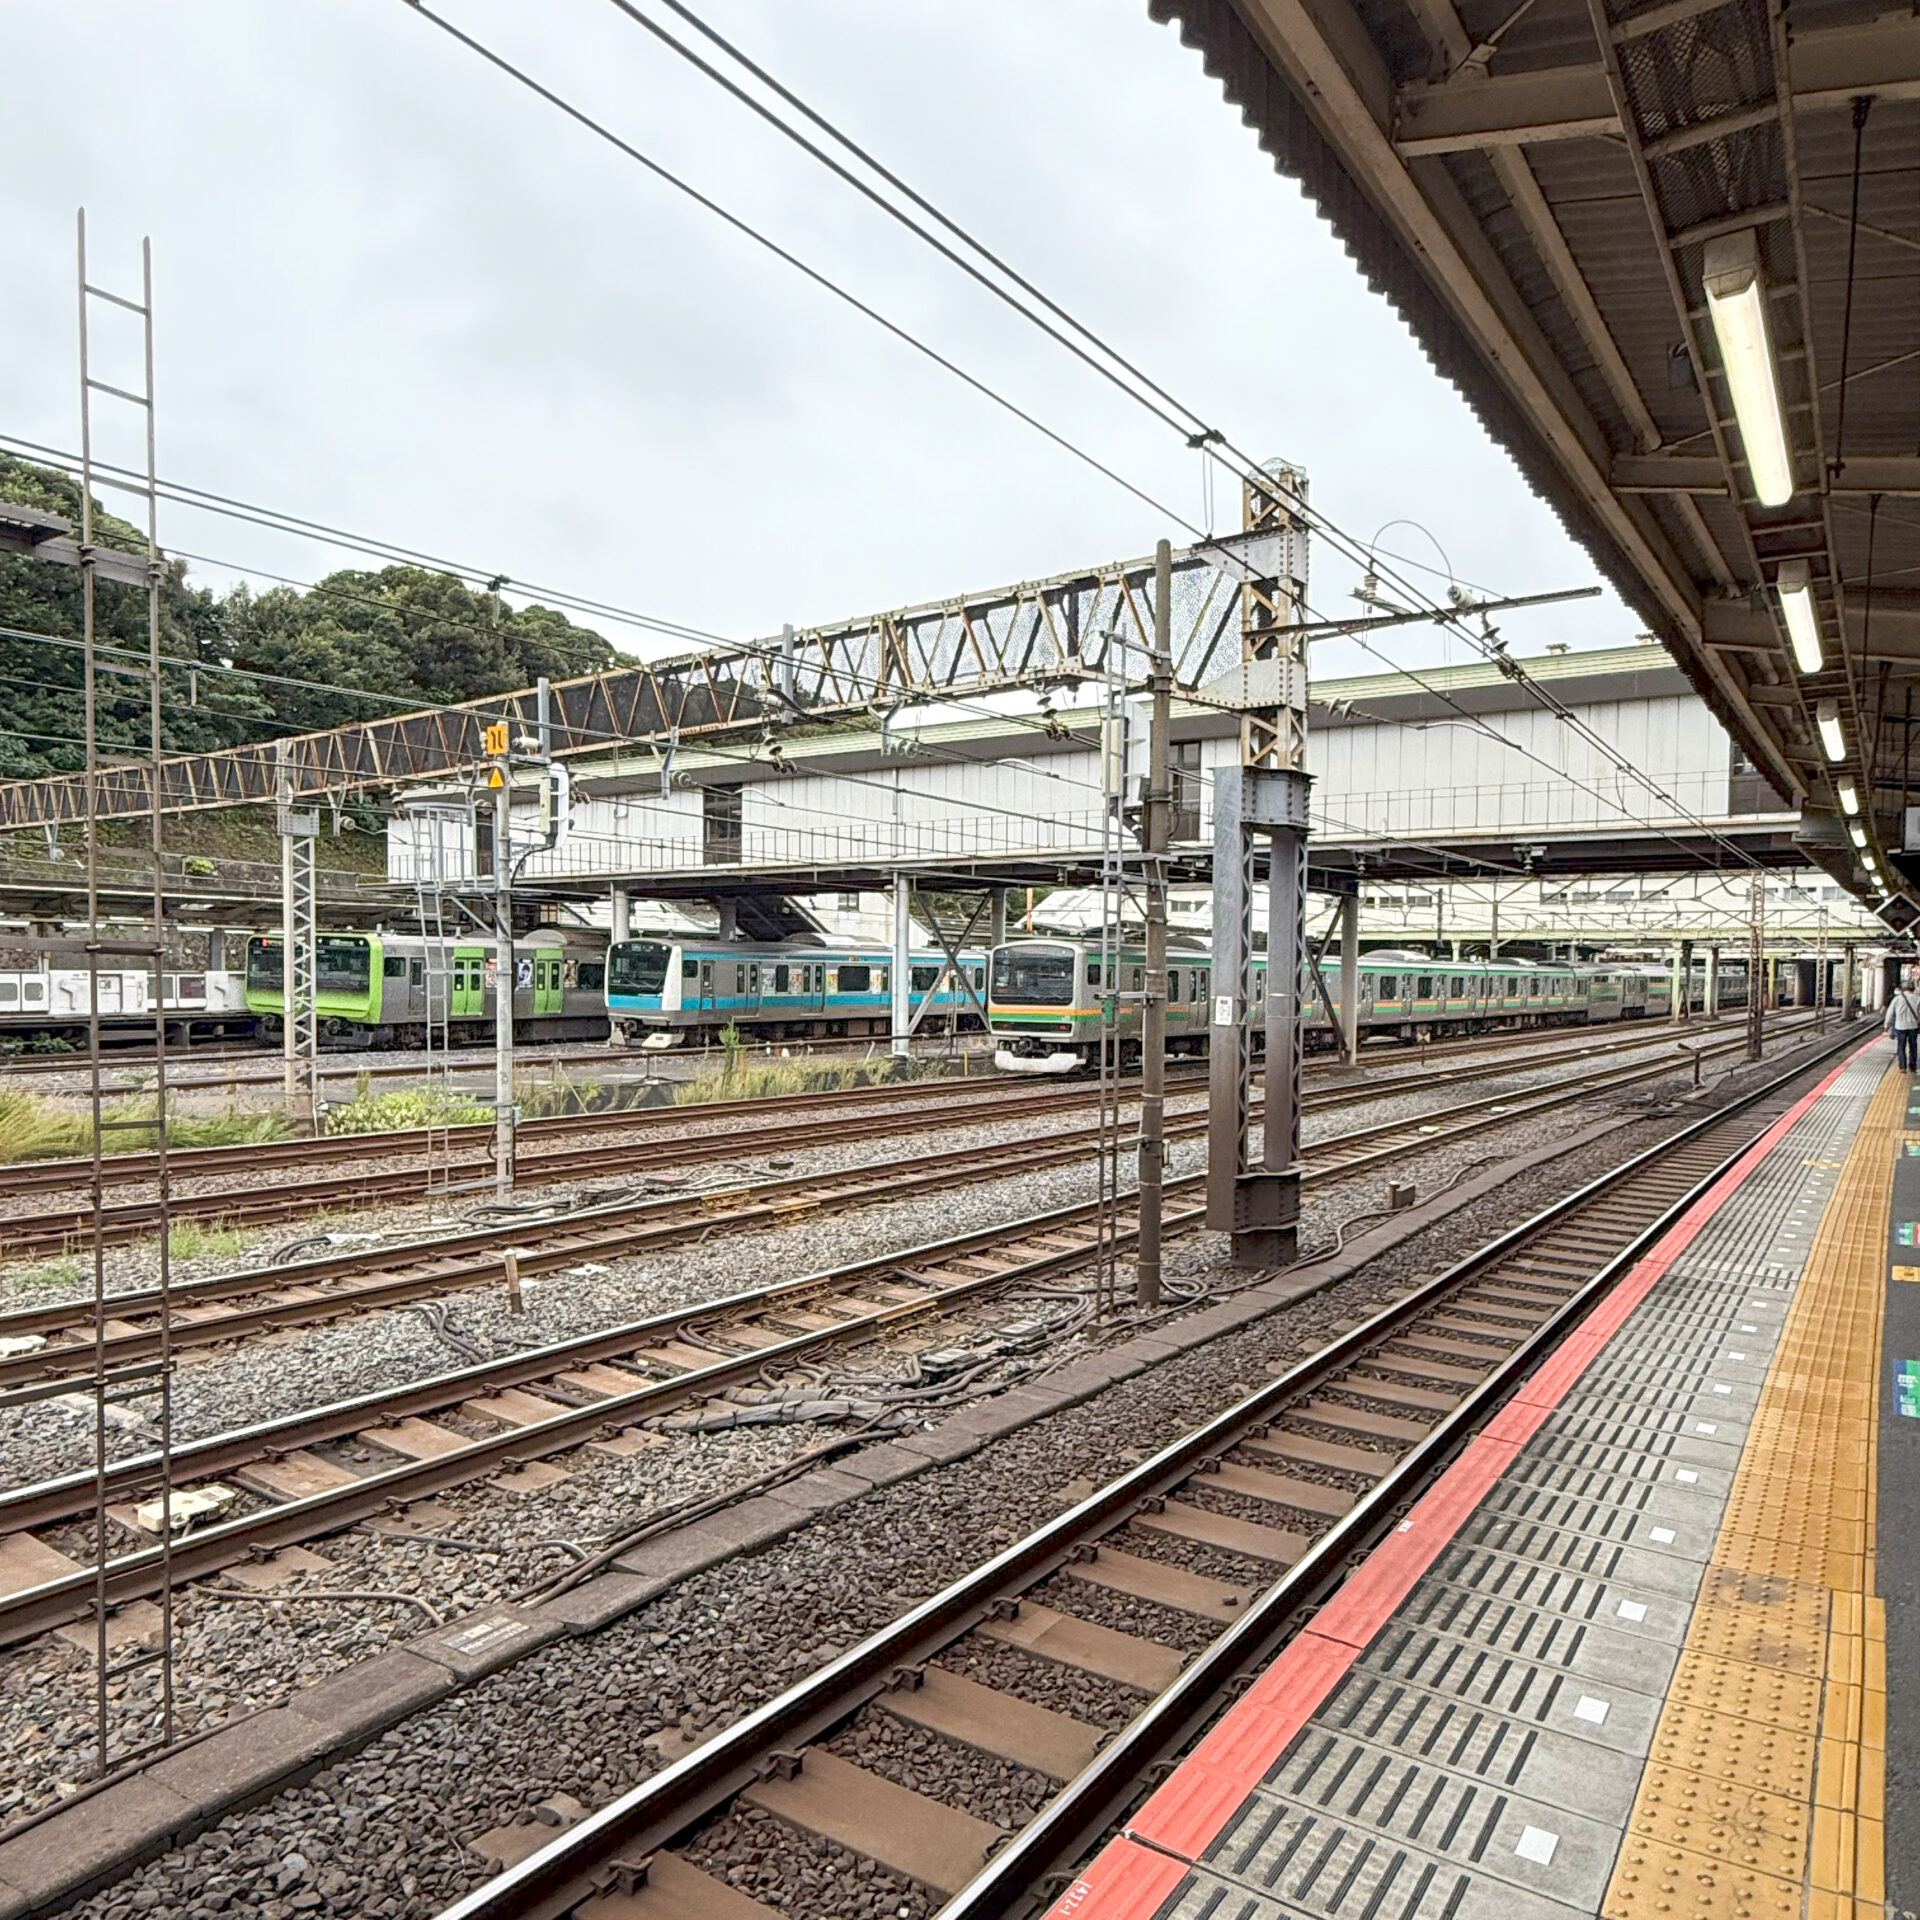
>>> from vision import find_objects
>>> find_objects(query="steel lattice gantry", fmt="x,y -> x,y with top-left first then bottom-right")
0,533 -> 1282,829
1152,0 -> 1920,927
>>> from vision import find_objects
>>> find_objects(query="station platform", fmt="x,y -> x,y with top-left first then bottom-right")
1050,1040 -> 1911,1920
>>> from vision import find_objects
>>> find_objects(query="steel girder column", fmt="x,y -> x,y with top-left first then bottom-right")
1208,464 -> 1311,1268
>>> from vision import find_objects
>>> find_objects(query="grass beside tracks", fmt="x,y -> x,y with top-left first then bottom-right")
0,1088 -> 291,1164
673,1027 -> 958,1105
321,1079 -> 492,1135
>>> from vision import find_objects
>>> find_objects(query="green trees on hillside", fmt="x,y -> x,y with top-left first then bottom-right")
0,456 -> 618,777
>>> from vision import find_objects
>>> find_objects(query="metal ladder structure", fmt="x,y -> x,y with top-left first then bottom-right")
75,210 -> 178,1774
410,793 -> 492,1201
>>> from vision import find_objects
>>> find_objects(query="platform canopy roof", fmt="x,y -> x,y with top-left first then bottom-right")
1152,0 -> 1920,926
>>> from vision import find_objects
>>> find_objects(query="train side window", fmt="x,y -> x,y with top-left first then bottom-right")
971,966 -> 984,988
773,964 -> 790,992
1085,961 -> 1101,986
1416,975 -> 1433,998
384,955 -> 407,979
840,964 -> 871,992
410,960 -> 424,986
877,967 -> 889,993
1167,968 -> 1180,1000
910,965 -> 938,992
1449,975 -> 1463,997
0,980 -> 15,1005
1377,974 -> 1396,999
578,962 -> 604,989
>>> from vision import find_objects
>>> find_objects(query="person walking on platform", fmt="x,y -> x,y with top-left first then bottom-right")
1887,973 -> 1920,1071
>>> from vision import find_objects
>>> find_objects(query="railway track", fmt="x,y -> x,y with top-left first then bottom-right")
0,1013 -> 1803,1250
0,1023 -> 1850,1655
0,1023 -> 1785,1390
0,1006 -> 1762,1088
422,1027 -> 1863,1920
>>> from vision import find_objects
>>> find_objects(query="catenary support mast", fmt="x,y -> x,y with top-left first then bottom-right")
1135,540 -> 1173,1308
1207,465 -> 1311,1267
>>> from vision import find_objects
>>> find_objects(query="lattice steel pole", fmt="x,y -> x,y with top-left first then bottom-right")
1135,540 -> 1173,1308
1207,465 -> 1311,1267
275,740 -> 317,1128
77,211 -> 178,1772
1746,874 -> 1764,1061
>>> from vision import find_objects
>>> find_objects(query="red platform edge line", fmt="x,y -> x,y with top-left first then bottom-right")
1040,1045 -> 1862,1918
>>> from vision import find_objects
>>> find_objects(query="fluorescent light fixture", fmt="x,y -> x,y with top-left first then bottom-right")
1703,231 -> 1795,507
1850,821 -> 1869,848
1837,776 -> 1860,815
1817,698 -> 1846,763
1776,560 -> 1822,673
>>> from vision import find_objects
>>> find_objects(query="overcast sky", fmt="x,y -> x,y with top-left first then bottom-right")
5,0 -> 1639,683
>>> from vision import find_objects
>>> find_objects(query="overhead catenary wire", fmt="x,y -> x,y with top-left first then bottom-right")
5,37 -> 1741,880
401,0 -> 1768,878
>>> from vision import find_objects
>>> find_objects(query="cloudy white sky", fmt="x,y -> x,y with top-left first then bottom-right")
4,0 -> 1638,681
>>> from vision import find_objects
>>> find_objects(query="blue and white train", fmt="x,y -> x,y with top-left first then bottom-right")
605,938 -> 989,1046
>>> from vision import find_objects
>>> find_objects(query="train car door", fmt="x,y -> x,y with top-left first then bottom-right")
699,959 -> 715,1010
533,953 -> 563,1015
451,948 -> 486,1017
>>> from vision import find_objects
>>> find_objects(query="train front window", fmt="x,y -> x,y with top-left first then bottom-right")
316,938 -> 371,995
246,939 -> 282,992
609,942 -> 671,994
991,947 -> 1076,1005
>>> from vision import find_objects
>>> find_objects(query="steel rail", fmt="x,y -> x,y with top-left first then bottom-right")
0,1062 -> 1141,1201
0,1015 -> 1808,1257
0,1010 -> 1771,1205
0,1028 -> 1784,1386
0,1023 -> 1855,1661
0,1195 -> 1197,1648
0,1004 -> 1766,1088
429,1026 -> 1866,1920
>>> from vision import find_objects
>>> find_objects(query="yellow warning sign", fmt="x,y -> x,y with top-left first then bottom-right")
486,766 -> 505,788
482,721 -> 509,756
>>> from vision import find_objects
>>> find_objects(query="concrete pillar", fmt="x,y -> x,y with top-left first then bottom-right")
716,899 -> 738,941
890,873 -> 912,1057
988,886 -> 1007,949
1339,890 -> 1360,1067
611,889 -> 631,944
1843,942 -> 1858,1019
1671,939 -> 1687,1022
1706,946 -> 1721,1017
206,927 -> 228,973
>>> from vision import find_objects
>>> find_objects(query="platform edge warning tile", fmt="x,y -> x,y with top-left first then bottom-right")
1037,1051 -> 1866,1920
1600,1062 -> 1898,1920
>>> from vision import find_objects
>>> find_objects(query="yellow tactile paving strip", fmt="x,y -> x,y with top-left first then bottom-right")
1602,1065 -> 1898,1920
